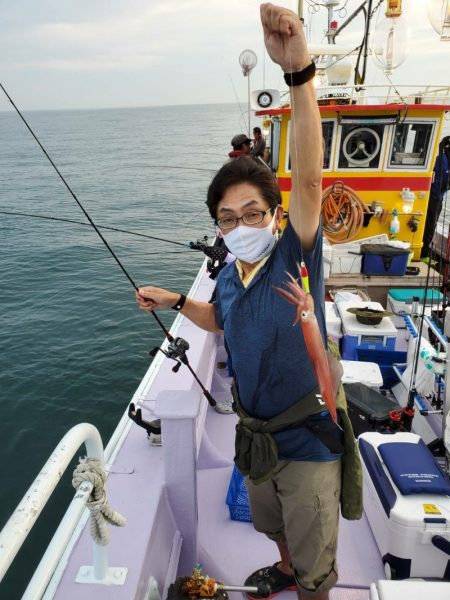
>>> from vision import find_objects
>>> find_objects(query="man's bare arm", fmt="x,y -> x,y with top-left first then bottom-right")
136,287 -> 222,334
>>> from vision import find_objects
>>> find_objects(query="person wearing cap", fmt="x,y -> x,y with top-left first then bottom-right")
229,133 -> 252,159
250,126 -> 266,159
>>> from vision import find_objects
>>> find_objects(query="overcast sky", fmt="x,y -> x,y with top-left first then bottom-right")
0,0 -> 448,111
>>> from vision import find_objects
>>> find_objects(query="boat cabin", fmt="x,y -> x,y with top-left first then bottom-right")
257,86 -> 450,258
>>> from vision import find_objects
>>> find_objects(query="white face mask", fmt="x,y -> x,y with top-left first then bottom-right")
223,213 -> 278,263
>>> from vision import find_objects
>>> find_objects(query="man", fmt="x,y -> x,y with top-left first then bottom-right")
250,126 -> 266,159
137,5 -> 353,599
229,133 -> 252,159
421,137 -> 450,258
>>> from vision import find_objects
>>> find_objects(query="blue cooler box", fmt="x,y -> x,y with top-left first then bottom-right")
361,243 -> 410,276
337,301 -> 397,360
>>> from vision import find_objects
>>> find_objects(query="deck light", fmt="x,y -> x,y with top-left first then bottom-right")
371,8 -> 410,75
427,0 -> 450,41
401,188 -> 415,213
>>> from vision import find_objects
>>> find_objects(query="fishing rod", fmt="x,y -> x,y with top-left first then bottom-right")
0,81 -> 217,408
403,137 -> 450,435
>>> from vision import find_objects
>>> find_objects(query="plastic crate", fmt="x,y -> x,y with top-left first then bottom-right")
225,465 -> 252,522
355,348 -> 407,389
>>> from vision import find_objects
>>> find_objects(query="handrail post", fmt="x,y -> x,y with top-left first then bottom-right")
155,390 -> 201,575
93,543 -> 109,581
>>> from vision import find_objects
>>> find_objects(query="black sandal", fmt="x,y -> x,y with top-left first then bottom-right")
244,562 -> 297,599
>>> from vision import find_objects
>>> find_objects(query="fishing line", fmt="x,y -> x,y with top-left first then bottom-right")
0,82 -> 217,408
0,209 -> 194,248
121,250 -> 191,257
227,72 -> 248,132
142,164 -> 216,173
0,82 -> 138,292
407,143 -> 450,413
288,35 -> 305,265
184,206 -> 210,226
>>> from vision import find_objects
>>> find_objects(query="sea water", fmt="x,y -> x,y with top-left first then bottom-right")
0,103 -> 246,597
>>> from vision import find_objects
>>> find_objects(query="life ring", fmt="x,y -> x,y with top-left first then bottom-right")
321,182 -> 369,243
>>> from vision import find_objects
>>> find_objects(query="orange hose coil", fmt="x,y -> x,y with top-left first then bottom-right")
321,181 -> 370,243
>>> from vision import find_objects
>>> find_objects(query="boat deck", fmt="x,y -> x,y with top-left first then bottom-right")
31,267 -> 428,600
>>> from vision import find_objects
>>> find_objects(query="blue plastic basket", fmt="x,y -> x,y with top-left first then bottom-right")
355,348 -> 407,389
226,465 -> 252,522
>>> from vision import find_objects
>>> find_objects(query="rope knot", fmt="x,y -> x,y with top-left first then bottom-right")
72,456 -> 126,546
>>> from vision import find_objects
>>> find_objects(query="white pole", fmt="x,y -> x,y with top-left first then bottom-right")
248,74 -> 251,137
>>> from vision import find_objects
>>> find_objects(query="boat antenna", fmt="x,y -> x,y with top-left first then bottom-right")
0,81 -> 217,407
327,0 -> 384,85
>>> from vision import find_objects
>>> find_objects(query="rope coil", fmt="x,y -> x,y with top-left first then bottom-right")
72,457 -> 126,546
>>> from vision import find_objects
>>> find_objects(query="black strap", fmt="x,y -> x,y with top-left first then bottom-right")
305,422 -> 344,454
171,294 -> 187,311
284,63 -> 316,87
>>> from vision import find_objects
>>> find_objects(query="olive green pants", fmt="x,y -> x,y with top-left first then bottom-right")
246,459 -> 341,597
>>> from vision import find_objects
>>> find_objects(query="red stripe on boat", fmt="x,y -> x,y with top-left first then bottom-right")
277,176 -> 432,192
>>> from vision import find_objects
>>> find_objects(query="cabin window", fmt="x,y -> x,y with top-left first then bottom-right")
389,122 -> 434,168
322,121 -> 335,170
285,119 -> 335,171
270,118 -> 281,172
338,124 -> 384,169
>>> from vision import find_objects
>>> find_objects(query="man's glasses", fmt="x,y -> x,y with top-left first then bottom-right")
215,208 -> 273,231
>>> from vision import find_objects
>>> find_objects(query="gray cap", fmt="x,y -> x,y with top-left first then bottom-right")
231,134 -> 251,148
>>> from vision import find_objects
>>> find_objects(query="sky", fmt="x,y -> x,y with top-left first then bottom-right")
0,0 -> 449,111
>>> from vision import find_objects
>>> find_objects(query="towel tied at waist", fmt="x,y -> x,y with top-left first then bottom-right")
233,383 -> 343,485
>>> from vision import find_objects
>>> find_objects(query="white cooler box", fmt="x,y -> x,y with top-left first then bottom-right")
341,360 -> 383,390
359,431 -> 450,580
325,301 -> 342,340
330,234 -> 389,275
330,244 -> 362,275
387,288 -> 444,328
337,301 -> 397,360
370,579 -> 450,600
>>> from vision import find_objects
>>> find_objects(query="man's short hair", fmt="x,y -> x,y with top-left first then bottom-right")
253,127 -> 262,135
231,133 -> 252,149
206,157 -> 281,219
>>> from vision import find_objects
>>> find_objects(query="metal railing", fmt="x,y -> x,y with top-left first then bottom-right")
315,83 -> 450,106
0,423 -> 120,598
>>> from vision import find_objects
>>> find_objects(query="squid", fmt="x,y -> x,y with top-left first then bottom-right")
274,264 -> 339,425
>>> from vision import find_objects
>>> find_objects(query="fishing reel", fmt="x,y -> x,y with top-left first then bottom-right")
150,336 -> 190,372
149,336 -> 216,407
189,237 -> 229,280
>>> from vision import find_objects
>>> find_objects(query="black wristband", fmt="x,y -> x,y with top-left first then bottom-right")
171,294 -> 187,311
284,62 -> 316,87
